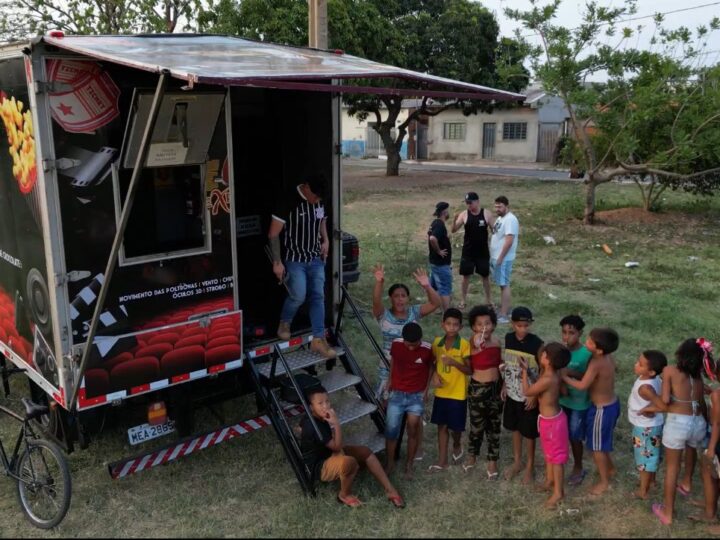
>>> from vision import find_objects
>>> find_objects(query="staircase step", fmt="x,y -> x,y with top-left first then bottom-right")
318,370 -> 362,394
333,392 -> 377,425
257,345 -> 343,378
344,430 -> 385,454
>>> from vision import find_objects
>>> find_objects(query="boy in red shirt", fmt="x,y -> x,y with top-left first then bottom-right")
384,322 -> 434,479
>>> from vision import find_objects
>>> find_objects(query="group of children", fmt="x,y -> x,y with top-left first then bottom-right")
300,302 -> 719,527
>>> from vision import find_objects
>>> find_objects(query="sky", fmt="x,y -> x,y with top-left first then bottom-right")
481,0 -> 720,76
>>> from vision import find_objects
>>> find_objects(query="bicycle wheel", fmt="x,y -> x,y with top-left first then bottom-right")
15,439 -> 71,529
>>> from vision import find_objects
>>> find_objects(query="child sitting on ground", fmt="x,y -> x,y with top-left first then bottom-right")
521,342 -> 571,508
464,305 -> 503,478
428,308 -> 471,472
501,306 -> 544,484
558,315 -> 592,486
300,385 -> 405,508
384,322 -> 434,479
649,338 -> 708,525
562,327 -> 620,497
627,350 -> 667,499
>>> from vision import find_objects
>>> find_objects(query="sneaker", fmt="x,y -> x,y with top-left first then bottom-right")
310,337 -> 337,360
497,316 -> 510,324
277,321 -> 291,341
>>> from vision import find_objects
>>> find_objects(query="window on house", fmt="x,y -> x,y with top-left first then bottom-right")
443,122 -> 466,140
502,122 -> 527,140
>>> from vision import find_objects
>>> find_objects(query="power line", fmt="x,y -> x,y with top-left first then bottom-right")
516,1 -> 720,38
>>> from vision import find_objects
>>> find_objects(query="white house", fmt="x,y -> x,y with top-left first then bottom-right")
426,87 -> 569,162
340,103 -> 411,159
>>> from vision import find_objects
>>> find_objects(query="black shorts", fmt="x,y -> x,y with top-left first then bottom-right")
459,256 -> 489,277
502,397 -> 539,439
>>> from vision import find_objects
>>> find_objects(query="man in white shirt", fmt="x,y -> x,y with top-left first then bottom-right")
490,196 -> 519,324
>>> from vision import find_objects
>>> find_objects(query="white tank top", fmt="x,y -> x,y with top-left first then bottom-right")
628,376 -> 663,428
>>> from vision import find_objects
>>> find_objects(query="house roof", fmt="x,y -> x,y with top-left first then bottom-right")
40,34 -> 525,102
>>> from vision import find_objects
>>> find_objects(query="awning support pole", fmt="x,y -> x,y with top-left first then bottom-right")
68,70 -> 169,410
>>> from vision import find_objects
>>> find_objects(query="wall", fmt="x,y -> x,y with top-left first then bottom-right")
340,107 -> 408,159
428,107 -> 540,162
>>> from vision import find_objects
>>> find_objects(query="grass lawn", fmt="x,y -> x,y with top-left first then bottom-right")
1,162 -> 719,537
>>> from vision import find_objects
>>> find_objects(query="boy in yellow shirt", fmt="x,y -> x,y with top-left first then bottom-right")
428,308 -> 472,471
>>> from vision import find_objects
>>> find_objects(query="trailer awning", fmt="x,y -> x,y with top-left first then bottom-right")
41,34 -> 525,102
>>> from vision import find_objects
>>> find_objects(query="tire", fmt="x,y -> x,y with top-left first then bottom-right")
15,439 -> 71,529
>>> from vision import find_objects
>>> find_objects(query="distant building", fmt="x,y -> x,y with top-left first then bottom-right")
426,86 -> 570,162
340,102 -> 411,159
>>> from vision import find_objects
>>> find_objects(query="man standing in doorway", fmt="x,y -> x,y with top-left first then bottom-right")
451,192 -> 494,309
428,201 -> 452,311
490,196 -> 519,324
268,174 -> 336,359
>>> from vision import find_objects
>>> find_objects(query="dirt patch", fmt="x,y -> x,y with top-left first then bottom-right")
594,207 -> 690,226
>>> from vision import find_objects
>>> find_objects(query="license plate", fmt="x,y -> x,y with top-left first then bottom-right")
127,420 -> 175,446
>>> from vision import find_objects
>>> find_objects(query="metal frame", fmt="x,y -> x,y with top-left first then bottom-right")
330,81 -> 342,318
110,161 -> 213,267
225,88 -> 240,311
67,71 -> 169,409
27,48 -> 74,408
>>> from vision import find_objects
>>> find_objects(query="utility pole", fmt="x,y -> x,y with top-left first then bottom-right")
308,0 -> 327,49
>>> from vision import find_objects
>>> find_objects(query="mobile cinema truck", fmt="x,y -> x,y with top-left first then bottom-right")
0,34 -> 523,492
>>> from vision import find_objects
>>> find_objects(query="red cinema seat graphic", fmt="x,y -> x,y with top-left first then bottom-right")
0,325 -> 7,343
84,368 -> 110,398
2,320 -> 18,340
104,352 -> 133,370
206,335 -> 239,350
147,332 -> 180,346
110,357 -> 160,392
10,338 -> 29,362
205,344 -> 242,368
181,326 -> 207,339
174,334 -> 206,349
208,327 -> 236,341
160,346 -> 205,379
135,343 -> 173,360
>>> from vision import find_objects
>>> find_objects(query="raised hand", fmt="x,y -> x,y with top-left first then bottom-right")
412,268 -> 430,288
373,263 -> 385,283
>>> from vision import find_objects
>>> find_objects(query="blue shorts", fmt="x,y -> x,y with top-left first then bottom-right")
429,264 -> 453,296
376,366 -> 390,399
430,397 -> 467,432
385,390 -> 425,440
632,425 -> 663,473
562,406 -> 588,442
585,399 -> 620,452
490,259 -> 514,287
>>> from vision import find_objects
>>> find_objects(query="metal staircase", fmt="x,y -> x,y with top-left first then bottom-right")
246,290 -> 387,495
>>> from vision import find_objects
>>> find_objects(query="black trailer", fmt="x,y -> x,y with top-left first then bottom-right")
0,33 -> 523,491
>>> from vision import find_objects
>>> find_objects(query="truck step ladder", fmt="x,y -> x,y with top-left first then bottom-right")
246,326 -> 385,496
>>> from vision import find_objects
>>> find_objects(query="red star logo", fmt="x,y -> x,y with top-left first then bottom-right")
57,102 -> 74,116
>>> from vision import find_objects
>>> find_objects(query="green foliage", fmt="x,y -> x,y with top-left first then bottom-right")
0,0 -> 204,39
506,0 -> 720,221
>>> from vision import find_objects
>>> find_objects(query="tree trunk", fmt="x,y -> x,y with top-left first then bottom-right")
584,178 -> 596,225
386,148 -> 401,176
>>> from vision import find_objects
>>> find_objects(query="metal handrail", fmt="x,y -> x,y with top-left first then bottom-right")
337,285 -> 389,370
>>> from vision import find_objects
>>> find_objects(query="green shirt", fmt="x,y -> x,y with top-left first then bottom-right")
559,345 -> 592,410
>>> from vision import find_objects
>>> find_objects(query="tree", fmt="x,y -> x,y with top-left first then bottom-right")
0,0 -> 203,40
506,0 -> 720,223
200,0 -> 528,176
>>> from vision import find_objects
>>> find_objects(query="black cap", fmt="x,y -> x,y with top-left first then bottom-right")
434,201 -> 449,217
402,322 -> 423,342
511,306 -> 534,322
464,192 -> 479,202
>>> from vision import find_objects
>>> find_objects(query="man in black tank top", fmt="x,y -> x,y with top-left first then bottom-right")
451,192 -> 494,309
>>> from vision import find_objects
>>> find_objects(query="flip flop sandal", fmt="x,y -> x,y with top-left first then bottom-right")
427,464 -> 449,473
452,449 -> 464,463
388,494 -> 406,509
652,503 -> 671,526
688,513 -> 718,523
567,469 -> 587,486
337,494 -> 363,508
676,484 -> 691,497
457,302 -> 466,310
486,470 -> 499,481
462,463 -> 476,473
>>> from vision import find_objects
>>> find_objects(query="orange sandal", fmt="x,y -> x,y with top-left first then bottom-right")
337,494 -> 363,508
388,493 -> 406,508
